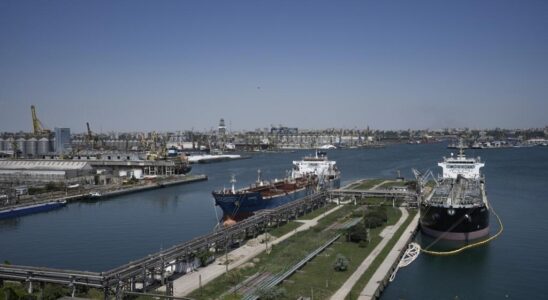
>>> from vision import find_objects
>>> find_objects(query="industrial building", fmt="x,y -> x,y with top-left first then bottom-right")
54,127 -> 71,154
0,160 -> 94,185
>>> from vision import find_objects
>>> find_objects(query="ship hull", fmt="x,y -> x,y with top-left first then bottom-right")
214,177 -> 340,220
0,201 -> 67,219
420,204 -> 489,241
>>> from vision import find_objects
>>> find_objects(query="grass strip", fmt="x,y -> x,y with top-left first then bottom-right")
347,210 -> 417,300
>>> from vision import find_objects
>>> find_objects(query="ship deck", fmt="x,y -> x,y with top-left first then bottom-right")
426,177 -> 484,207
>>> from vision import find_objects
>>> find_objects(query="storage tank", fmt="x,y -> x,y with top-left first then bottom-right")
0,138 -> 4,151
16,137 -> 26,155
5,137 -> 14,151
38,137 -> 50,155
26,138 -> 37,157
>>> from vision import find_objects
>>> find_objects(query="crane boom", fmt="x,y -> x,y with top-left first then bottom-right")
86,122 -> 93,140
31,105 -> 50,135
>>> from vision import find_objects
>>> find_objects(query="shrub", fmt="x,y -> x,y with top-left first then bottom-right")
257,286 -> 287,300
225,270 -> 242,285
347,223 -> 369,243
196,250 -> 214,266
333,254 -> 349,272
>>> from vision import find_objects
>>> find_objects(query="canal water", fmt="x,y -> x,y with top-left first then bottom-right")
1,144 -> 547,299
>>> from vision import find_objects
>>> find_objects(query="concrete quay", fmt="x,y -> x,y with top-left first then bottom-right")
359,213 -> 419,300
330,207 -> 409,300
0,175 -> 207,213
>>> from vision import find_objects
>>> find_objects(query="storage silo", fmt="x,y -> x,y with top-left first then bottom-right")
5,137 -> 14,151
26,138 -> 37,157
38,137 -> 50,155
16,137 -> 26,155
0,138 -> 4,151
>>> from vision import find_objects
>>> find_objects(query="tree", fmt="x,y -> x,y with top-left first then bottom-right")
333,254 -> 349,272
347,223 -> 368,243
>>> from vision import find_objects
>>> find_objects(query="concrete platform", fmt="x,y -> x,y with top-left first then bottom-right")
330,207 -> 409,300
358,213 -> 419,299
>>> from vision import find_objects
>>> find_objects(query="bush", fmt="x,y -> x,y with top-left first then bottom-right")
333,254 -> 349,272
257,286 -> 287,300
359,240 -> 369,248
196,250 -> 214,266
42,284 -> 68,300
363,207 -> 388,228
225,270 -> 242,285
1,287 -> 19,300
347,223 -> 369,243
364,216 -> 384,228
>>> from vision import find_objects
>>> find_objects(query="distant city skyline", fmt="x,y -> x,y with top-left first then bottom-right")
1,0 -> 547,132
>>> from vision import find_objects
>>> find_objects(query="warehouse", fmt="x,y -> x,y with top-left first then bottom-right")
0,160 -> 94,185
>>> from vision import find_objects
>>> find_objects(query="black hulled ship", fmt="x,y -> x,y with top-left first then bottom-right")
420,142 -> 489,241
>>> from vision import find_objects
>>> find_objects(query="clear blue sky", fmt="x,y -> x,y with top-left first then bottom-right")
1,0 -> 547,132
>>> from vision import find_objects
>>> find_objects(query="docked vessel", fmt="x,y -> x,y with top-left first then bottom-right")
0,200 -> 67,219
420,143 -> 490,241
213,152 -> 340,223
291,151 -> 340,190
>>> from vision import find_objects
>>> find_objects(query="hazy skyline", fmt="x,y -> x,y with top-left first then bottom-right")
1,0 -> 547,132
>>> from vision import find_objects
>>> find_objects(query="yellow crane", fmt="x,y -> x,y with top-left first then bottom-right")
31,105 -> 50,135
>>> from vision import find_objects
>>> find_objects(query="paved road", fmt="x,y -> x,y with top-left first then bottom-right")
330,207 -> 408,300
162,205 -> 343,297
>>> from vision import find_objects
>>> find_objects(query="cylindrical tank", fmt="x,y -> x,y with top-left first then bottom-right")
26,138 -> 37,157
0,138 -> 4,151
16,137 -> 26,155
38,137 -> 50,155
5,137 -> 14,151
116,140 -> 125,150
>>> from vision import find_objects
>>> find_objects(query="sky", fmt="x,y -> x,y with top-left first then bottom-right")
0,0 -> 547,132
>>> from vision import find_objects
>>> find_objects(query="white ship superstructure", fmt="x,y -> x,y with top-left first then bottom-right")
438,146 -> 484,179
292,151 -> 340,189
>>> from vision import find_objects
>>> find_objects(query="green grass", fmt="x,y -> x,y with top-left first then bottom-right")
349,179 -> 386,190
377,181 -> 407,189
298,203 -> 336,220
347,210 -> 417,299
281,207 -> 402,299
188,205 -> 356,299
188,205 -> 407,300
267,221 -> 301,237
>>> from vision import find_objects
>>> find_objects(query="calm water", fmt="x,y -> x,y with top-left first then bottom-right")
1,144 -> 547,298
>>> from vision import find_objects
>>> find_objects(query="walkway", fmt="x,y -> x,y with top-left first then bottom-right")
163,205 -> 343,297
330,207 -> 408,300
370,180 -> 390,190
358,213 -> 419,299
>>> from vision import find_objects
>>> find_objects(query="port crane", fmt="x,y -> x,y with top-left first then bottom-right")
31,105 -> 50,135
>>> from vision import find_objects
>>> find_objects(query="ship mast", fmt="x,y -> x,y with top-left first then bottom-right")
457,138 -> 466,158
230,174 -> 236,193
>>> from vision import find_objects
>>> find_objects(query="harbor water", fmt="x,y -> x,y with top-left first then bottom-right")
0,144 -> 547,298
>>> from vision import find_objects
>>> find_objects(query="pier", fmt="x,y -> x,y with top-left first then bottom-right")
329,187 -> 418,206
0,174 -> 208,217
0,192 -> 330,299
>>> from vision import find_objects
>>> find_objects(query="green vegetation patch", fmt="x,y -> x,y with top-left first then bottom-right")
298,203 -> 336,220
347,210 -> 417,299
349,179 -> 386,190
279,207 -> 402,299
267,221 -> 301,237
